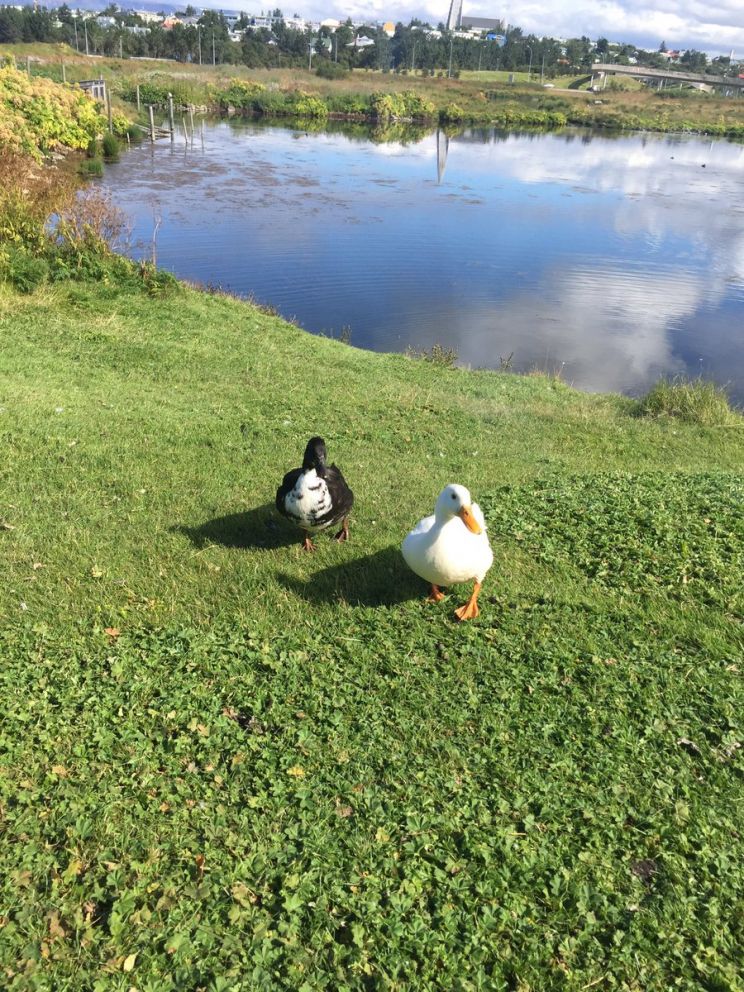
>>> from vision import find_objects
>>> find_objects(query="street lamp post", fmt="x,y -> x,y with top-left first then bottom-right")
197,24 -> 202,65
84,19 -> 89,56
308,42 -> 314,70
448,34 -> 454,77
541,51 -> 545,83
411,40 -> 416,71
525,43 -> 532,80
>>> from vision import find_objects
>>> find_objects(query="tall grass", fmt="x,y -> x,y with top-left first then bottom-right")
638,376 -> 741,426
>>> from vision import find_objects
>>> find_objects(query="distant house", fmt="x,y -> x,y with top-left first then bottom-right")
95,16 -> 116,28
78,78 -> 106,101
381,21 -> 394,37
659,49 -> 681,61
348,34 -> 374,48
459,15 -> 501,31
132,10 -> 163,23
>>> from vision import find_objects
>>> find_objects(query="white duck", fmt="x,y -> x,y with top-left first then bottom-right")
402,483 -> 493,621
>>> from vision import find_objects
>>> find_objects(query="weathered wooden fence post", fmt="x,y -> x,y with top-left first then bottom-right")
148,104 -> 155,143
61,62 -> 66,83
106,88 -> 113,133
136,84 -> 140,112
26,56 -> 31,76
167,92 -> 175,139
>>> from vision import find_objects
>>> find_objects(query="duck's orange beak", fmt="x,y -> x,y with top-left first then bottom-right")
458,505 -> 482,534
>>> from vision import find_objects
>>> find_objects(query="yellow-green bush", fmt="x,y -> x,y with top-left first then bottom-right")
0,65 -> 105,161
292,93 -> 329,119
371,90 -> 435,120
217,78 -> 267,111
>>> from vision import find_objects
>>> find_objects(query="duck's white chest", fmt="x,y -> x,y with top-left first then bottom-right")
284,469 -> 333,531
402,519 -> 492,586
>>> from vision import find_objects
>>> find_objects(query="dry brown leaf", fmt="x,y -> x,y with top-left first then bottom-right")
48,911 -> 66,940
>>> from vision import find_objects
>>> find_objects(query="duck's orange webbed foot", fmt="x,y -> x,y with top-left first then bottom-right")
302,534 -> 316,552
454,581 -> 482,621
427,584 -> 446,603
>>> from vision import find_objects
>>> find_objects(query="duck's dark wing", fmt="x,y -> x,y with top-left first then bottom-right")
322,463 -> 354,523
276,466 -> 302,520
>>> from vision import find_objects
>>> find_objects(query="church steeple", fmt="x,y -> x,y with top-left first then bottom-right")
446,0 -> 463,31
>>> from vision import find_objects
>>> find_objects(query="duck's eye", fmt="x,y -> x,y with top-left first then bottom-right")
451,493 -> 456,500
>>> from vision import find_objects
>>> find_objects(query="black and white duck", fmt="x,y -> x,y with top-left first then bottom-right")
275,436 -> 354,551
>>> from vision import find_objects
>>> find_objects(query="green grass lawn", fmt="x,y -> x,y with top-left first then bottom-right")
1,277 -> 743,990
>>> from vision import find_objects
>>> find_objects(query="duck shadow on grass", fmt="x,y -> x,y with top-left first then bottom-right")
176,503 -> 298,550
277,546 -> 423,607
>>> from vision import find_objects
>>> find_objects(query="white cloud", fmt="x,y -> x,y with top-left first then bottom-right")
248,0 -> 744,55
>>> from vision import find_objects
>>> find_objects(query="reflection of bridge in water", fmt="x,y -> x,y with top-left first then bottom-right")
591,63 -> 744,96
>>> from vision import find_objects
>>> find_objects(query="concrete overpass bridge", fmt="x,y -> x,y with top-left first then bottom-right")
591,63 -> 744,97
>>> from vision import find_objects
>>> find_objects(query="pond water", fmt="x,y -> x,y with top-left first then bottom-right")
100,119 -> 744,401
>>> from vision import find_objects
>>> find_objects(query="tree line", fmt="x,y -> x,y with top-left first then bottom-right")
0,4 -> 738,78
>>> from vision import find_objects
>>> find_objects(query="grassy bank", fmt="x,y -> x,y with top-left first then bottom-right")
1,254 -> 743,988
1,65 -> 743,989
6,42 -> 744,137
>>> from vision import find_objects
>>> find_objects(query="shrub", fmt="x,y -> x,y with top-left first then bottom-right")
0,65 -> 105,161
638,377 -> 740,426
326,92 -> 371,115
112,112 -> 132,136
101,132 -> 119,160
216,78 -> 266,111
79,157 -> 104,177
315,62 -> 349,80
0,246 -> 50,293
292,93 -> 329,119
440,102 -> 465,122
252,89 -> 293,115
371,90 -> 435,120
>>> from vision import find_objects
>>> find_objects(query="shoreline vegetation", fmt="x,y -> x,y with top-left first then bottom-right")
1,53 -> 743,991
5,43 -> 744,139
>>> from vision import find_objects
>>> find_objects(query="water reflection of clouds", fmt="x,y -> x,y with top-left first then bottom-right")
104,123 -> 744,399
399,266 -> 707,394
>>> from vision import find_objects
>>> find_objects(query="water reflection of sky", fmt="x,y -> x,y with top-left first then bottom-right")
100,122 -> 744,400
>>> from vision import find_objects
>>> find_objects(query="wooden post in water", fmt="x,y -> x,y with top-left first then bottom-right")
167,92 -> 175,140
189,105 -> 195,139
182,116 -> 189,146
148,104 -> 155,143
136,84 -> 140,112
